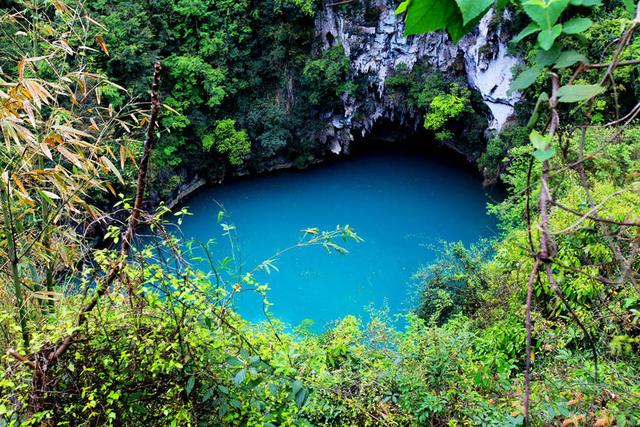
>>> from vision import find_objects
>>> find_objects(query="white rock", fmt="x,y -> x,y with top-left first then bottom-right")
315,2 -> 521,150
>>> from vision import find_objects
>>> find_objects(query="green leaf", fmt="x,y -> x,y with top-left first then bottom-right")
534,147 -> 557,161
291,380 -> 303,396
522,0 -> 570,29
530,130 -> 556,161
447,11 -> 484,42
557,84 -> 605,103
508,67 -> 542,94
527,93 -> 550,128
404,0 -> 460,36
186,376 -> 195,396
269,383 -> 279,397
453,0 -> 493,25
225,356 -> 243,367
554,50 -> 588,68
234,368 -> 246,386
202,388 -> 214,403
511,23 -> 541,43
402,0 -> 485,42
570,0 -> 602,6
535,45 -> 562,66
530,130 -> 552,150
295,388 -> 309,409
623,0 -> 635,17
395,0 -> 409,14
537,24 -> 562,50
562,17 -> 592,34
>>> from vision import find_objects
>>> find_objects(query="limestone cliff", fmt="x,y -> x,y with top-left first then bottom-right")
315,1 -> 520,154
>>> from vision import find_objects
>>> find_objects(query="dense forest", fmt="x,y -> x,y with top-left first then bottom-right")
0,0 -> 639,425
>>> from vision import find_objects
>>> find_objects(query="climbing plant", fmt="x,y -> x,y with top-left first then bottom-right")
398,0 -> 640,424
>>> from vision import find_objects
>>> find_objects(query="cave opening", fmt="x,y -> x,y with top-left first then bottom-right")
345,118 -> 486,179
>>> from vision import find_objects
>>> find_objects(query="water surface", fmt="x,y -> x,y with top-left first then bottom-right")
177,145 -> 497,330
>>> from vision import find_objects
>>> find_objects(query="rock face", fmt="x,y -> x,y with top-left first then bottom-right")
315,1 -> 520,154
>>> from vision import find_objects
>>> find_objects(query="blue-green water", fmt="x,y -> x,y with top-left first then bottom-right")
177,146 -> 497,330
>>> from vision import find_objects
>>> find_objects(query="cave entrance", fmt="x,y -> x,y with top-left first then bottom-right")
347,118 -> 482,176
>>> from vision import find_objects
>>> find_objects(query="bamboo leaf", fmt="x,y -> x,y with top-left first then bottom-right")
57,145 -> 84,170
95,35 -> 109,56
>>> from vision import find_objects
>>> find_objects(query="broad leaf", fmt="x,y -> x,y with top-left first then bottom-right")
522,0 -> 570,29
527,93 -> 550,128
511,23 -> 542,43
186,376 -> 196,396
570,0 -> 602,6
562,17 -> 592,34
535,45 -> 562,66
530,130 -> 552,150
538,24 -> 562,50
291,380 -> 303,396
201,388 -> 214,403
554,50 -> 588,68
295,388 -> 309,409
454,0 -> 493,25
622,0 -> 636,17
403,0 -> 460,36
534,147 -> 557,161
448,10 -> 486,42
530,130 -> 556,161
226,356 -> 243,367
509,67 -> 542,94
403,0 -> 483,42
234,368 -> 247,386
557,84 -> 605,103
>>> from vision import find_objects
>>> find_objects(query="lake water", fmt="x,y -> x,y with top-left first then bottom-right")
176,145 -> 498,330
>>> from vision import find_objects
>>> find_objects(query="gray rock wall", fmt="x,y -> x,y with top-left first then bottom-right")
316,1 -> 520,154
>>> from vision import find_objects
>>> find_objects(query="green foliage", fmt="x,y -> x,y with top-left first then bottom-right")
203,120 -> 251,167
413,241 -> 491,325
386,64 -> 486,148
477,125 -> 530,177
397,0 -> 507,42
423,85 -> 471,131
276,0 -> 315,16
302,45 -> 356,106
489,124 -> 640,339
530,129 -> 556,161
164,55 -> 226,110
385,62 -> 449,109
246,99 -> 293,159
6,287 -> 638,425
87,0 -> 320,186
402,2 -> 640,425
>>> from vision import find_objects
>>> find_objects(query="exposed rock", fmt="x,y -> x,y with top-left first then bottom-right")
462,9 -> 521,131
166,177 -> 207,210
315,1 -> 520,154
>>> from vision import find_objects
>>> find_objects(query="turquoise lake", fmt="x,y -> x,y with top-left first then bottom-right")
176,145 -> 498,330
